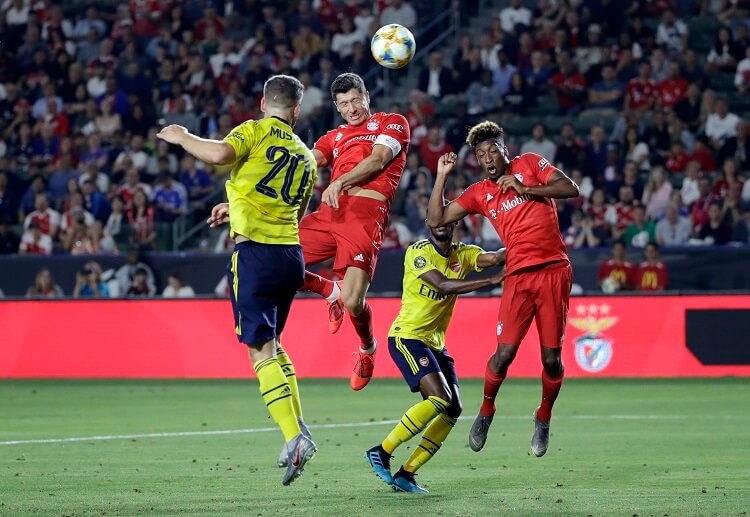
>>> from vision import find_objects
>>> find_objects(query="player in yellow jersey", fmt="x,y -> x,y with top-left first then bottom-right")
157,75 -> 317,486
365,221 -> 505,493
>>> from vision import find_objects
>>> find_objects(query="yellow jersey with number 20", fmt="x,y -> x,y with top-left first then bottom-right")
389,240 -> 484,351
223,117 -> 317,245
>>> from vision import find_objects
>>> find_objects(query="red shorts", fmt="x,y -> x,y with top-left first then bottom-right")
497,260 -> 572,348
299,194 -> 388,280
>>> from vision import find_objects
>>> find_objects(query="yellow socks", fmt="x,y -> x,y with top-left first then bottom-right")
382,396 -> 449,454
253,357 -> 300,442
275,344 -> 303,419
403,413 -> 457,473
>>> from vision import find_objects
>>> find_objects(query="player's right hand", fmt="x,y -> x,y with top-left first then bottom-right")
436,152 -> 458,177
207,202 -> 230,227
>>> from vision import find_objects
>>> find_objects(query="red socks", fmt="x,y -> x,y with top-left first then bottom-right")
302,271 -> 335,298
350,302 -> 374,350
536,369 -> 564,422
479,363 -> 505,417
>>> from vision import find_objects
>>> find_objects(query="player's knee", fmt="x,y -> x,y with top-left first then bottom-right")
341,290 -> 364,314
541,353 -> 563,377
446,395 -> 462,419
491,345 -> 518,369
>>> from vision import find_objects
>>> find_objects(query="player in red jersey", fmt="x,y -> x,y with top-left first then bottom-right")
426,121 -> 579,458
208,73 -> 410,391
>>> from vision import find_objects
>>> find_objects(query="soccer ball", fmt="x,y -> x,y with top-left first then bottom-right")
370,24 -> 416,69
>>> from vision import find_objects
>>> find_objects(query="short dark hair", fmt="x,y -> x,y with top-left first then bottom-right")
263,75 -> 304,108
466,121 -> 504,147
330,72 -> 366,99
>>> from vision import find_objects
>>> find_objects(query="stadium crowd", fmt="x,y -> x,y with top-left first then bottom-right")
0,0 -> 749,271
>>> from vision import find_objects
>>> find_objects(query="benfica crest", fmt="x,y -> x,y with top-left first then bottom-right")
569,304 -> 618,373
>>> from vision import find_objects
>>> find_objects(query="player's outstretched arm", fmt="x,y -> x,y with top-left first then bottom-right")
427,152 -> 468,227
419,269 -> 504,296
476,248 -> 507,268
157,125 -> 236,165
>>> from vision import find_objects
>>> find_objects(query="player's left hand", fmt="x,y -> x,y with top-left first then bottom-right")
157,125 -> 188,145
207,202 -> 230,227
498,175 -> 527,195
322,179 -> 344,209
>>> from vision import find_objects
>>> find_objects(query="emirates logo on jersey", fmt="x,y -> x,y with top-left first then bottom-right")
335,132 -> 343,141
367,121 -> 379,131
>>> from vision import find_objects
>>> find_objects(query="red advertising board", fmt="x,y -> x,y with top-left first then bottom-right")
1,296 -> 749,378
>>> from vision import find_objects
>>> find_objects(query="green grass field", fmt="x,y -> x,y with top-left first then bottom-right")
1,378 -> 749,516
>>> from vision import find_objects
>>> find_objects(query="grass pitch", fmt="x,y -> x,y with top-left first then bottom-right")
1,378 -> 748,516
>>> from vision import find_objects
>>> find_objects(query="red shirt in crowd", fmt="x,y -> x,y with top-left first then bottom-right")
625,78 -> 656,110
549,71 -> 587,109
314,112 -> 410,205
635,261 -> 669,291
455,152 -> 568,276
665,149 -> 690,173
419,140 -> 454,175
598,259 -> 636,289
614,201 -> 639,232
657,77 -> 688,109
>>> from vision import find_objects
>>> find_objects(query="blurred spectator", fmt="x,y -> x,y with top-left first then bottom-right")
656,203 -> 692,247
105,196 -> 127,246
635,242 -> 668,291
502,72 -> 531,116
0,217 -> 20,254
707,27 -> 740,73
713,158 -> 745,199
60,192 -> 94,233
623,127 -> 651,173
162,272 -> 196,298
598,240 -> 636,292
697,201 -> 733,245
118,168 -> 152,209
624,205 -> 656,248
127,189 -> 156,250
665,141 -> 691,173
642,167 -> 673,219
126,266 -> 156,297
152,173 -> 188,222
19,222 -> 52,255
493,49 -> 517,96
655,10 -> 688,54
680,161 -> 702,207
523,50 -> 551,96
81,179 -> 110,221
465,70 -> 502,116
24,193 -> 60,238
718,120 -> 750,170
419,51 -> 455,99
419,126 -> 454,175
520,123 -> 556,162
180,155 -> 214,207
380,0 -> 417,29
381,218 -> 412,251
26,268 -> 64,299
72,261 -> 110,298
554,123 -> 585,170
736,46 -> 750,93
622,161 -> 645,200
586,65 -> 625,115
0,170 -> 17,222
114,135 -> 148,172
164,97 -> 200,136
116,247 -> 155,296
549,52 -> 587,115
564,212 -> 605,249
583,126 -> 608,179
499,0 -> 532,33
657,63 -> 687,109
706,98 -> 741,152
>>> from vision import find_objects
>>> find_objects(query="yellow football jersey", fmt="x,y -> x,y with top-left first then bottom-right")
389,240 -> 485,351
223,117 -> 317,245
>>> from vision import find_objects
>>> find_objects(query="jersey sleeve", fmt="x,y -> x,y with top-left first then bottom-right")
459,244 -> 486,273
454,183 -> 482,215
222,122 -> 256,162
405,245 -> 438,277
375,113 -> 410,159
523,152 -> 557,184
313,132 -> 334,165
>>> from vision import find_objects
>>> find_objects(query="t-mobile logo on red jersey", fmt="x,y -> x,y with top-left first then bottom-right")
500,193 -> 532,212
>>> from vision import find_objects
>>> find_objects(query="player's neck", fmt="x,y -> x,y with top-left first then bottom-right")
428,238 -> 452,256
264,111 -> 294,127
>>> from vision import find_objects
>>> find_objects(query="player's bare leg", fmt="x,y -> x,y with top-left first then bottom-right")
342,267 -> 377,390
532,346 -> 564,457
301,271 -> 344,333
470,344 -> 518,452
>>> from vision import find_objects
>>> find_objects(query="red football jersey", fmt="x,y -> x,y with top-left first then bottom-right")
314,112 -> 410,205
626,78 -> 655,110
636,261 -> 669,291
598,259 -> 636,289
455,152 -> 568,276
657,78 -> 687,109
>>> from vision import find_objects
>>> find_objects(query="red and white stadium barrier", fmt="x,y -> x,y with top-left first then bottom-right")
1,296 -> 749,378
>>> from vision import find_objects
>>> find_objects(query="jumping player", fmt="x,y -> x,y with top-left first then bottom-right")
158,75 -> 317,485
209,73 -> 410,391
426,122 -> 579,457
365,222 -> 505,493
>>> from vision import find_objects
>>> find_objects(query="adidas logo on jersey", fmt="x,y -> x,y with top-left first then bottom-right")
486,193 -> 494,201
353,254 -> 365,262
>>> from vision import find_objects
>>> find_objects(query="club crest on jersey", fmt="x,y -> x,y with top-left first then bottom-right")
414,256 -> 427,269
419,357 -> 429,367
367,121 -> 379,131
335,132 -> 343,141
496,322 -> 503,336
514,173 -> 523,183
450,262 -> 461,273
